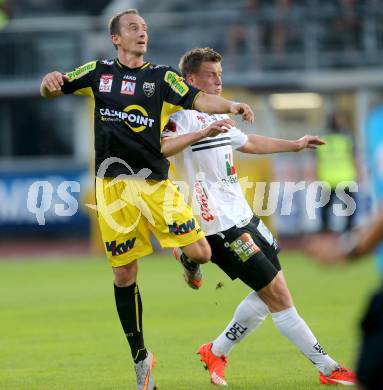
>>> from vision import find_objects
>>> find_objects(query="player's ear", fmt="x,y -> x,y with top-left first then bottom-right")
111,34 -> 120,47
186,73 -> 194,85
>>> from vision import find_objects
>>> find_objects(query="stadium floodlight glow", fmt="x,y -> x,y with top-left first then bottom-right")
269,93 -> 323,110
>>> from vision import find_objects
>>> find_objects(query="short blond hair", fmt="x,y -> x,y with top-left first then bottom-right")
179,47 -> 222,77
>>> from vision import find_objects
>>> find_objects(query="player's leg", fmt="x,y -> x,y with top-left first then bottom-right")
201,217 -> 355,385
145,179 -> 210,289
172,237 -> 211,289
113,262 -> 156,390
96,177 -> 156,389
256,270 -> 341,375
197,220 -> 276,385
112,261 -> 147,362
198,291 -> 269,386
182,237 -> 211,264
255,267 -> 355,384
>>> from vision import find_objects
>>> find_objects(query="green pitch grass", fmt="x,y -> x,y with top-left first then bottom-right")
0,252 -> 378,389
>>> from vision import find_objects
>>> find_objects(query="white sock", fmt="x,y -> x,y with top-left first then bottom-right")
271,306 -> 338,375
212,292 -> 269,357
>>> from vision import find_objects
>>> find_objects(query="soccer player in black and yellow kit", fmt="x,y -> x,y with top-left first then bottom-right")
40,9 -> 254,390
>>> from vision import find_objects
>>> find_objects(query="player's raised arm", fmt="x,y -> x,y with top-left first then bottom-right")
40,71 -> 69,99
238,134 -> 325,154
161,118 -> 234,157
194,92 -> 254,123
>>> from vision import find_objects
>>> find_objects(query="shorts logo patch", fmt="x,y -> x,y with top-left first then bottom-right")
121,80 -> 136,95
99,74 -> 113,93
168,218 -> 196,235
229,233 -> 260,261
105,237 -> 136,256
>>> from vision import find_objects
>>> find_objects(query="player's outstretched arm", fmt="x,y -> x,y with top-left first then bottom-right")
40,71 -> 69,98
306,212 -> 383,264
194,92 -> 254,123
161,118 -> 234,157
238,134 -> 325,154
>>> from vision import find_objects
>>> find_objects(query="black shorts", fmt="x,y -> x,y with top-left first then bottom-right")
357,286 -> 383,390
207,215 -> 281,291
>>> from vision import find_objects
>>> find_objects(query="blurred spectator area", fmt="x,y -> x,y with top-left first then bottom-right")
1,0 -> 383,160
0,0 -> 382,242
1,0 -> 383,80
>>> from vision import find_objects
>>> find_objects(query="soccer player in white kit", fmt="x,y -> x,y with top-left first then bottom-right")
161,48 -> 356,387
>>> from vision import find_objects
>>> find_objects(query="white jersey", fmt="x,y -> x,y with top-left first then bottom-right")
163,110 -> 254,236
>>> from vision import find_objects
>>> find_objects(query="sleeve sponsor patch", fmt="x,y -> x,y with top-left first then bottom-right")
229,233 -> 260,262
164,71 -> 189,97
66,61 -> 97,82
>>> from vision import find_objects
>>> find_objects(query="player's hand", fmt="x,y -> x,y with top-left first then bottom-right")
200,119 -> 235,138
41,71 -> 69,93
229,102 -> 254,123
295,135 -> 326,151
305,234 -> 347,265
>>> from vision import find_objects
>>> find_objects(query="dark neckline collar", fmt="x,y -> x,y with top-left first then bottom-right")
115,58 -> 150,71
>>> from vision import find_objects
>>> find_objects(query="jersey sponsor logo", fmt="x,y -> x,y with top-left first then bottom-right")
168,218 -> 196,235
225,322 -> 248,341
99,74 -> 113,92
229,233 -> 260,261
66,61 -> 96,82
99,106 -> 154,132
225,153 -> 237,176
105,237 -> 136,256
120,80 -> 136,95
100,59 -> 114,65
143,82 -> 155,97
196,115 -> 207,125
221,152 -> 238,185
123,74 -> 136,80
194,181 -> 215,222
164,71 -> 189,97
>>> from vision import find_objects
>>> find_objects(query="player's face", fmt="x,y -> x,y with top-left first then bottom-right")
112,14 -> 148,56
188,61 -> 223,95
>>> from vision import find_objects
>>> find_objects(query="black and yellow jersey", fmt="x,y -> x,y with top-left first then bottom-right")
61,58 -> 200,179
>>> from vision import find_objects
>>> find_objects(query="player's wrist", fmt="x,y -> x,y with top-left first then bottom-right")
229,101 -> 238,114
197,128 -> 208,140
293,139 -> 302,152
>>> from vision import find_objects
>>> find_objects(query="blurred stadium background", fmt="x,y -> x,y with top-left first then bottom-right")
0,1 -> 382,388
1,0 -> 382,253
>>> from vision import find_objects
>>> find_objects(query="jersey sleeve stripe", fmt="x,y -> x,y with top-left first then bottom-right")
191,142 -> 232,152
192,136 -> 231,147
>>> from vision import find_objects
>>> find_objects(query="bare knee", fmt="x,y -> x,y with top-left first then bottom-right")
183,238 -> 211,264
258,273 -> 293,312
113,261 -> 138,287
